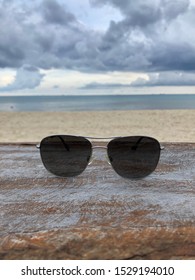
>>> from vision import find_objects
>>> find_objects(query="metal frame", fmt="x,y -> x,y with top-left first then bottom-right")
36,135 -> 164,150
36,135 -> 164,174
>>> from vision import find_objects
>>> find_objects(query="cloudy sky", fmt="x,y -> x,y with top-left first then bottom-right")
0,0 -> 195,95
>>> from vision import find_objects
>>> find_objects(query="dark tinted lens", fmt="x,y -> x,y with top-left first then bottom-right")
107,136 -> 161,179
40,135 -> 92,177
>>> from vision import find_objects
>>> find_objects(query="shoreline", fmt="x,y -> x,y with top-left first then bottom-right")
0,110 -> 195,143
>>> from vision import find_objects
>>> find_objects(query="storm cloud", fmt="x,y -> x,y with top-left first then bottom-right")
41,0 -> 76,25
94,0 -> 195,72
0,0 -> 100,72
0,0 -> 195,78
131,71 -> 195,86
0,65 -> 44,91
81,81 -> 130,89
91,0 -> 190,23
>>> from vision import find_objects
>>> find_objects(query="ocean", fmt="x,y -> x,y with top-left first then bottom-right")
0,94 -> 195,112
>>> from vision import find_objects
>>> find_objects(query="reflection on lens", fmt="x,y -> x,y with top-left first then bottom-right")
40,135 -> 92,177
107,136 -> 161,179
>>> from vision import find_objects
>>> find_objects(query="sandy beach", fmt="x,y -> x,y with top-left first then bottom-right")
0,110 -> 195,143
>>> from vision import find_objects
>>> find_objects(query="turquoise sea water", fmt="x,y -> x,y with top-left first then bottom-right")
0,94 -> 195,111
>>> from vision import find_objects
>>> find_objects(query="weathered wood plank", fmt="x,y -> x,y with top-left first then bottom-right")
0,143 -> 195,259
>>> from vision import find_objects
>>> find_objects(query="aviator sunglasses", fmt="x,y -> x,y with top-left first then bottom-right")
37,135 -> 163,179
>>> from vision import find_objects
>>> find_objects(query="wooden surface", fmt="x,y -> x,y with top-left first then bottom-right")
0,142 -> 195,259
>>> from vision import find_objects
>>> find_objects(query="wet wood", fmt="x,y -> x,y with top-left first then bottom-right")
0,142 -> 195,259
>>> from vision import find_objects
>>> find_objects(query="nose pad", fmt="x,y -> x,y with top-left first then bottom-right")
106,154 -> 112,165
88,154 -> 94,165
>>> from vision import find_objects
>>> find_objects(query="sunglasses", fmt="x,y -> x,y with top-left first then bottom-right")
37,135 -> 163,179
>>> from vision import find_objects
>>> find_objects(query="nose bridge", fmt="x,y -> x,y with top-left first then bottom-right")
92,145 -> 107,150
88,144 -> 111,165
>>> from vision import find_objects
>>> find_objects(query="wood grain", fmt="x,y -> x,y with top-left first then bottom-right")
0,142 -> 195,259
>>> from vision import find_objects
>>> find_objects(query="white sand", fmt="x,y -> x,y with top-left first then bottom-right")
0,110 -> 195,143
